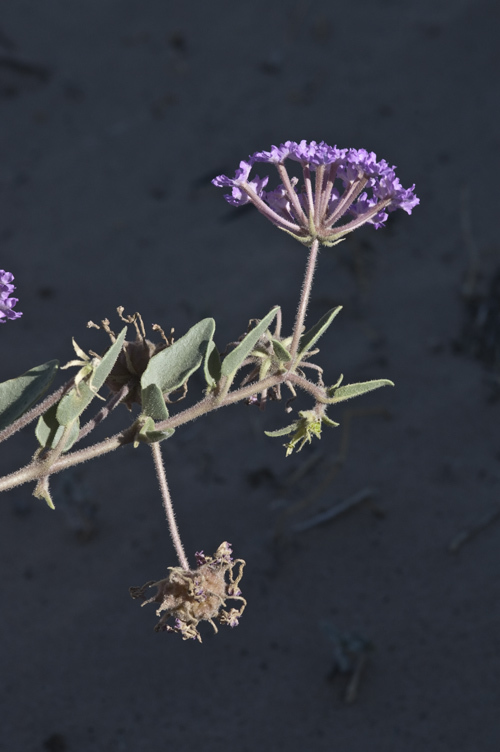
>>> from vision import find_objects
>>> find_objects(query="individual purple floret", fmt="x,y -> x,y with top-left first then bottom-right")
213,160 -> 269,207
195,551 -> 207,567
212,140 -> 419,246
0,270 -> 22,323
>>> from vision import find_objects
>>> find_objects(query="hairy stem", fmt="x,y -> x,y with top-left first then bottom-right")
0,378 -> 74,444
313,164 -> 325,226
76,382 -> 132,444
288,238 -> 320,364
287,372 -> 329,402
302,164 -> 315,222
241,183 -> 303,234
150,442 -> 190,570
318,163 -> 338,220
325,198 -> 392,239
276,163 -> 308,225
324,175 -> 368,228
0,373 -> 286,494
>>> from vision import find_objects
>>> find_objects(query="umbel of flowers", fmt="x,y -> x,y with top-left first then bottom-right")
213,139 -> 419,246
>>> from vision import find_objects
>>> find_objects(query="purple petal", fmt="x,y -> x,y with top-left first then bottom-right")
252,141 -> 297,164
289,140 -> 346,167
212,160 -> 268,206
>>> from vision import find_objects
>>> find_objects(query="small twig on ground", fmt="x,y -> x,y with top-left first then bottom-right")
448,505 -> 500,553
276,407 -> 390,536
321,621 -> 373,703
345,651 -> 370,704
0,54 -> 51,80
291,487 -> 375,533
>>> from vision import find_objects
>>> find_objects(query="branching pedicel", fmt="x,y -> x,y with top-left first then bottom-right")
0,140 -> 418,641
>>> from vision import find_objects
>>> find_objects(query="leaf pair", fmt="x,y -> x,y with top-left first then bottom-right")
136,308 -> 281,440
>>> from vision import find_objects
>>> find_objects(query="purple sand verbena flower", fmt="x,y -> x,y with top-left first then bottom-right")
212,140 -> 419,246
0,270 -> 22,323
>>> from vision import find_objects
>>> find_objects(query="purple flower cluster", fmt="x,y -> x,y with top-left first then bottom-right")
0,270 -> 22,323
213,140 -> 419,246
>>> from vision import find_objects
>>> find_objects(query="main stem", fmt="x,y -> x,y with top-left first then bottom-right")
0,378 -> 74,444
0,373 -> 286,495
150,442 -> 190,570
288,237 -> 320,364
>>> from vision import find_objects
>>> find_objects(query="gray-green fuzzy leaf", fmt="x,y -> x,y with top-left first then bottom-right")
329,378 -> 394,404
133,415 -> 175,446
36,403 -> 80,451
221,307 -> 279,379
141,383 -> 169,422
141,318 -> 215,396
264,422 -> 297,438
298,306 -> 342,357
322,415 -> 340,428
56,327 -> 127,426
204,340 -> 221,388
272,339 -> 291,363
0,360 -> 59,431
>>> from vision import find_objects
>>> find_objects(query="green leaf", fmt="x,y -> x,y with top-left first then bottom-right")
272,339 -> 291,363
139,385 -> 176,442
0,360 -> 59,431
141,383 -> 169,421
264,422 -> 297,438
204,340 -> 221,388
141,318 -> 215,396
56,327 -> 128,426
33,478 -> 55,509
133,415 -> 175,447
36,403 -> 80,451
298,306 -> 342,356
329,378 -> 394,404
221,307 -> 279,380
322,415 -> 340,428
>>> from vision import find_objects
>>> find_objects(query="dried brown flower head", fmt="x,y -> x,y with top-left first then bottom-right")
87,309 -> 174,409
130,542 -> 246,642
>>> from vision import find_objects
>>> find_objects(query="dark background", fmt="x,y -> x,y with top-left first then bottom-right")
1,1 -> 500,750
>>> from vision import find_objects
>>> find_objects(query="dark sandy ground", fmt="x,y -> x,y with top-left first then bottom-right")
1,1 -> 500,750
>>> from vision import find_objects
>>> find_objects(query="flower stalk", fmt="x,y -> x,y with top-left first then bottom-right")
289,238 -> 320,364
150,442 -> 189,570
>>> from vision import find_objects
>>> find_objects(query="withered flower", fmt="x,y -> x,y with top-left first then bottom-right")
130,542 -> 246,642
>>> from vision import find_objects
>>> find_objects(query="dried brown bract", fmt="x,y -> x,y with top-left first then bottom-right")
130,542 -> 246,642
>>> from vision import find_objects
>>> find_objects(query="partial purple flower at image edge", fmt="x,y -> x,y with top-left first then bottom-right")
0,270 -> 22,323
